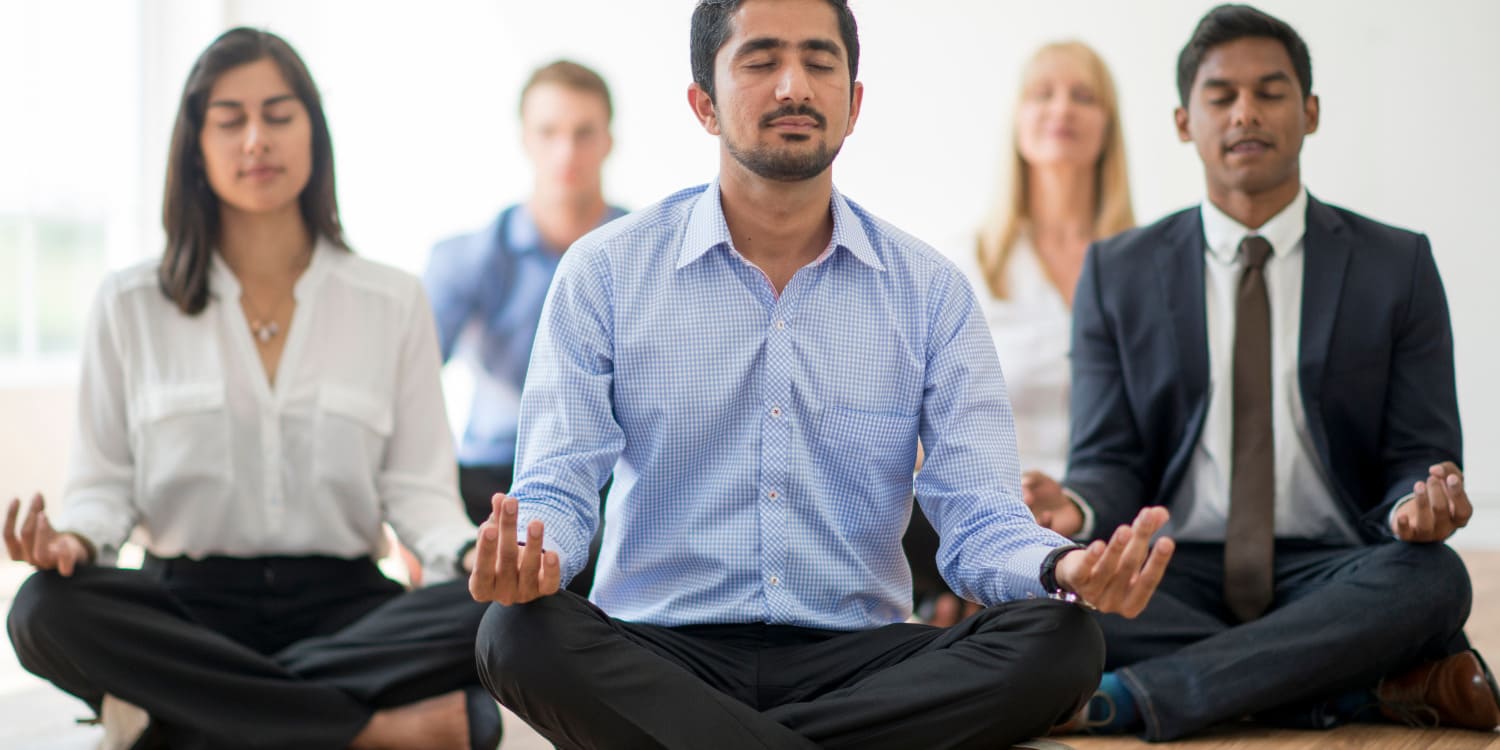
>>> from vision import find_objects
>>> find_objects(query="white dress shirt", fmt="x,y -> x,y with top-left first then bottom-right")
1164,188 -> 1359,543
55,241 -> 475,581
958,235 -> 1072,479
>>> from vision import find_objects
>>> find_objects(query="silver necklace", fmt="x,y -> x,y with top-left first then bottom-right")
248,317 -> 281,343
241,292 -> 289,345
235,248 -> 310,345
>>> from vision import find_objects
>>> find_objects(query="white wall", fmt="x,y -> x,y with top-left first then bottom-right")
3,0 -> 1497,541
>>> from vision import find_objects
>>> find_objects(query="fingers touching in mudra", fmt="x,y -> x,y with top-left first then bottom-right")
4,494 -> 92,576
468,494 -> 561,605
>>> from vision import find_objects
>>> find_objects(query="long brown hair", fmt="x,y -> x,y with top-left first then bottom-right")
976,41 -> 1134,300
159,27 -> 348,315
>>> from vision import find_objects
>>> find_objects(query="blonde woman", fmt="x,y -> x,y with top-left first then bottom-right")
913,40 -> 1135,626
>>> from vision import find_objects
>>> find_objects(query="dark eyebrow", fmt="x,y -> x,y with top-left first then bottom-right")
732,37 -> 843,60
800,38 -> 842,57
1201,71 -> 1292,89
206,93 -> 297,110
732,37 -> 785,60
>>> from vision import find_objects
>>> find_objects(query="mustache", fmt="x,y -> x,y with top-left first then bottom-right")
760,104 -> 827,129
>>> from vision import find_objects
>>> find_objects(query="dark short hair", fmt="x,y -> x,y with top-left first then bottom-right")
519,59 -> 614,124
690,0 -> 859,103
160,27 -> 347,316
1176,4 -> 1312,108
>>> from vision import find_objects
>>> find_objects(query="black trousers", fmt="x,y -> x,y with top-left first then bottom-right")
7,555 -> 488,750
1097,540 -> 1472,740
460,463 -> 606,597
476,591 -> 1103,749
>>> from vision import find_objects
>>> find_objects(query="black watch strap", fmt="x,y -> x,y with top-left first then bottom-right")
1039,543 -> 1086,592
454,538 -> 478,577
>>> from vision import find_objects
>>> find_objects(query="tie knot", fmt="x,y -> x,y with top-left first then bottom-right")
1239,235 -> 1272,270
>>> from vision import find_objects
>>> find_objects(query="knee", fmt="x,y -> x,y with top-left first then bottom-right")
7,571 -> 79,660
1390,543 -> 1472,633
474,594 -> 589,702
983,601 -> 1104,706
9,571 -> 73,632
1040,604 -> 1106,697
1351,542 -> 1472,647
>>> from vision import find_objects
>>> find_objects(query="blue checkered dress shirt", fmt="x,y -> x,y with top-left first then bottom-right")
512,180 -> 1071,629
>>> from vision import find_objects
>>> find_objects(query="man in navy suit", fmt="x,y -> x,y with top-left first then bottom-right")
1027,3 -> 1500,741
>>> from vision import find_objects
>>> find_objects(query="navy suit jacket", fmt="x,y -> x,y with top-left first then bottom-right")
1063,195 -> 1462,544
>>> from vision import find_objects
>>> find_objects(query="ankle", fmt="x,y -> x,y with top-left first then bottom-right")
350,691 -> 468,750
1087,672 -> 1141,733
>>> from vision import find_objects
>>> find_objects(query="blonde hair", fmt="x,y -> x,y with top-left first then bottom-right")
976,41 -> 1134,299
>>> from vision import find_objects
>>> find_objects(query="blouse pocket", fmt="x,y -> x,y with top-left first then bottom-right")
136,381 -> 231,512
315,384 -> 393,500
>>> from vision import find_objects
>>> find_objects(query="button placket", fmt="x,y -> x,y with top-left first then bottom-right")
760,298 -> 794,618
261,410 -> 285,527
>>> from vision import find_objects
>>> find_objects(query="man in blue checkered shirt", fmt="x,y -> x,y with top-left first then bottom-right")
467,1 -> 1175,747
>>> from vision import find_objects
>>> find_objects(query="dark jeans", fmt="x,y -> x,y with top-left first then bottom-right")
476,590 -> 1103,749
459,463 -> 607,597
7,556 -> 488,750
1098,540 -> 1472,741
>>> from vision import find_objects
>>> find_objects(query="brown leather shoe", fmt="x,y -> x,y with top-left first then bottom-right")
1377,649 -> 1500,731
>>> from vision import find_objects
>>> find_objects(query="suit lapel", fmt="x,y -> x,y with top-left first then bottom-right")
1298,196 -> 1350,413
1298,196 -> 1351,505
1156,210 -> 1210,406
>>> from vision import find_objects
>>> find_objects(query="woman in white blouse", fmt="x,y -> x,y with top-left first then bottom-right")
4,28 -> 497,750
913,40 -> 1136,627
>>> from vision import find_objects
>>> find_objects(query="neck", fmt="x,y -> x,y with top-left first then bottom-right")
1207,173 -> 1302,230
218,203 -> 314,287
527,187 -> 609,253
717,162 -> 835,274
1026,163 -> 1097,244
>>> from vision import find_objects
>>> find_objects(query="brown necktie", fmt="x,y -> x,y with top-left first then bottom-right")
1225,235 -> 1275,622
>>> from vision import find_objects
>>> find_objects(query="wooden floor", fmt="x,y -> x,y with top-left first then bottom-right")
1064,723 -> 1499,749
2,551 -> 1498,749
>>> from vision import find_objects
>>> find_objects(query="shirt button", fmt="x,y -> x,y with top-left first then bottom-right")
770,406 -> 782,417
768,490 -> 779,500
769,576 -> 780,586
775,320 -> 786,330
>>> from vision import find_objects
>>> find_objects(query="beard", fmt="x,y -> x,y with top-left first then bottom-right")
722,104 -> 842,182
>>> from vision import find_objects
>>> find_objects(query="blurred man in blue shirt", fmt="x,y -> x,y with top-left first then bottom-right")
424,60 -> 625,528
467,1 -> 1173,747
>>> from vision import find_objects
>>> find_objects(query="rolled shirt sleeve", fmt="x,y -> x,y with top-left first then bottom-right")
913,266 -> 1073,605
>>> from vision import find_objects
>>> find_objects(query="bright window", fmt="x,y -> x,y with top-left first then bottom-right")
0,1 -> 144,379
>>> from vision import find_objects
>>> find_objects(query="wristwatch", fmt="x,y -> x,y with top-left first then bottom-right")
1039,543 -> 1086,593
454,538 -> 478,577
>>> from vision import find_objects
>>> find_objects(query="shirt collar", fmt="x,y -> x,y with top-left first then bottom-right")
1200,186 -> 1308,265
505,204 -> 545,255
209,236 -> 334,301
507,203 -> 626,256
677,178 -> 886,272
